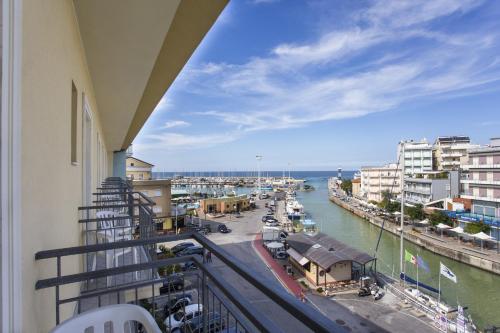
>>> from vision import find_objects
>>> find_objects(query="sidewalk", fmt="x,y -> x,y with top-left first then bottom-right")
252,233 -> 302,297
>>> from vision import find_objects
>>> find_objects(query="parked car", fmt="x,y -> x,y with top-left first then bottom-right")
262,216 -> 277,223
181,261 -> 197,271
164,304 -> 203,332
171,242 -> 195,255
275,251 -> 288,260
265,222 -> 279,227
180,312 -> 224,333
163,295 -> 193,316
217,224 -> 231,233
160,274 -> 185,294
176,245 -> 204,257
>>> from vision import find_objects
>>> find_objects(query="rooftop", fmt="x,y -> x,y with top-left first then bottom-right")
286,232 -> 375,269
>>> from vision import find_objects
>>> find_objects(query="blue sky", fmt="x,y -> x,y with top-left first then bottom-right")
133,0 -> 500,172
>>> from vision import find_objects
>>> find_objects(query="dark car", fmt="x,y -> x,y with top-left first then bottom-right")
180,313 -> 224,333
358,287 -> 371,297
262,216 -> 277,223
160,275 -> 185,294
181,261 -> 198,271
171,242 -> 196,255
275,251 -> 288,260
217,224 -> 231,233
176,245 -> 204,257
164,295 -> 193,316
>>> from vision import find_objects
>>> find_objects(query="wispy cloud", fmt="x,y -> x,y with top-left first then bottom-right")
144,0 -> 500,151
135,131 -> 240,152
163,120 -> 190,129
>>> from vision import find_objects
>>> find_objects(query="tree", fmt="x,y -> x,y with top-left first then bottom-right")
377,190 -> 400,212
406,204 -> 425,221
464,221 -> 491,234
340,179 -> 352,196
429,210 -> 452,227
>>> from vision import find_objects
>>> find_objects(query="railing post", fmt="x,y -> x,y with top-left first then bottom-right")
56,256 -> 61,325
202,269 -> 208,333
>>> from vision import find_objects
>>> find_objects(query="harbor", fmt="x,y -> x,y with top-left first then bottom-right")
298,175 -> 500,331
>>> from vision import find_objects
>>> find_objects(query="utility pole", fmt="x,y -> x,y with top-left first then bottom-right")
256,155 -> 263,195
400,141 -> 406,277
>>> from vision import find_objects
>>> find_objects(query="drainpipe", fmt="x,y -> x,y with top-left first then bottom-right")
113,149 -> 127,179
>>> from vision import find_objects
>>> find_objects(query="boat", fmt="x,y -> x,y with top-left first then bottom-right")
286,199 -> 304,220
302,219 -> 316,235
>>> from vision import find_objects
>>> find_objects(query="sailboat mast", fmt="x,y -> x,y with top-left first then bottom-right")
400,141 -> 405,275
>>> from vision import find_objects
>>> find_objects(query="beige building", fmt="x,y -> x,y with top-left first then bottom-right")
360,163 -> 401,202
133,179 -> 172,230
0,1 -> 227,332
127,156 -> 154,180
200,195 -> 250,214
351,178 -> 361,198
433,136 -> 480,171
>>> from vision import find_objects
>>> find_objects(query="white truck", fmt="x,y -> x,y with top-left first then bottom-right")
262,226 -> 283,242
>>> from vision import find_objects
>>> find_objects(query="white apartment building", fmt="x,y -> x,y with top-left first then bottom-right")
404,171 -> 459,205
398,140 -> 433,175
360,163 -> 401,202
433,136 -> 480,171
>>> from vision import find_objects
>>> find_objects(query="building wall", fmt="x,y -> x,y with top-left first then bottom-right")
360,164 -> 401,202
21,2 -> 111,331
399,141 -> 433,175
133,180 -> 171,216
126,157 -> 153,180
352,180 -> 361,198
200,196 -> 250,213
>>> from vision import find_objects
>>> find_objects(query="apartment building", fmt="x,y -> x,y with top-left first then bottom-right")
398,140 -> 433,175
126,156 -> 154,180
360,163 -> 401,202
404,171 -> 459,205
460,138 -> 500,218
433,136 -> 480,171
0,1 -> 228,332
352,178 -> 362,198
133,179 -> 172,230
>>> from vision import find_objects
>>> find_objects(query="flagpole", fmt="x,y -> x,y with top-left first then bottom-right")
417,260 -> 419,292
438,269 -> 441,306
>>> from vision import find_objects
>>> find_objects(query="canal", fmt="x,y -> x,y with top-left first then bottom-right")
296,177 -> 500,330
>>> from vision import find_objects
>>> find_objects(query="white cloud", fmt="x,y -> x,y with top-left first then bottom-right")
135,131 -> 240,152
143,0 -> 500,151
163,120 -> 190,129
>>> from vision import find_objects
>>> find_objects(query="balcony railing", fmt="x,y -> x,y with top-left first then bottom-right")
35,177 -> 343,333
35,233 -> 344,333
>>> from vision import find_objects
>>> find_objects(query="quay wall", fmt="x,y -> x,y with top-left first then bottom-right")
329,196 -> 500,276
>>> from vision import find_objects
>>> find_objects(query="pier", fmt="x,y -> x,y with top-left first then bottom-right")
329,195 -> 500,276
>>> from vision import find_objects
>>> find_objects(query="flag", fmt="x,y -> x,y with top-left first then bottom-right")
440,262 -> 457,283
405,250 -> 417,265
417,255 -> 430,273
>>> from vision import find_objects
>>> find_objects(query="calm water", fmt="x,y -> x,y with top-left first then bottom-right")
297,177 -> 500,330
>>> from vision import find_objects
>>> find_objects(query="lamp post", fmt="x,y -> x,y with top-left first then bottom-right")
256,155 -> 263,195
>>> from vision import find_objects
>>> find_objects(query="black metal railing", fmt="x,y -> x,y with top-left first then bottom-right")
35,232 -> 345,332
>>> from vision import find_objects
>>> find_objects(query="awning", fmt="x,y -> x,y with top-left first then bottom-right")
436,223 -> 451,229
287,248 -> 309,266
472,231 -> 494,240
449,226 -> 464,234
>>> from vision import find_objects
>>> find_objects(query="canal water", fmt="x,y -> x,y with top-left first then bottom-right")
296,177 -> 500,330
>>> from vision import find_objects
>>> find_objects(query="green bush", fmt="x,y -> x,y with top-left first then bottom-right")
429,210 -> 452,227
316,287 -> 324,293
464,221 -> 491,234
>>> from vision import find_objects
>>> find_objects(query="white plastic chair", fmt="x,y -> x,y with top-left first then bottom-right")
50,304 -> 161,333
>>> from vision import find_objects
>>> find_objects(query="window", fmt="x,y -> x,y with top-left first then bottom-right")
71,82 -> 78,164
131,162 -> 135,166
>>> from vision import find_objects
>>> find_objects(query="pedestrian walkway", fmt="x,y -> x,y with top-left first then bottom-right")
252,233 -> 302,297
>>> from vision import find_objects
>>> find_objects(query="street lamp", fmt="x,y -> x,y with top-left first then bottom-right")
256,155 -> 263,195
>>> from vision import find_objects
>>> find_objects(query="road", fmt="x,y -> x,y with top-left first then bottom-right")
166,199 -> 439,332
